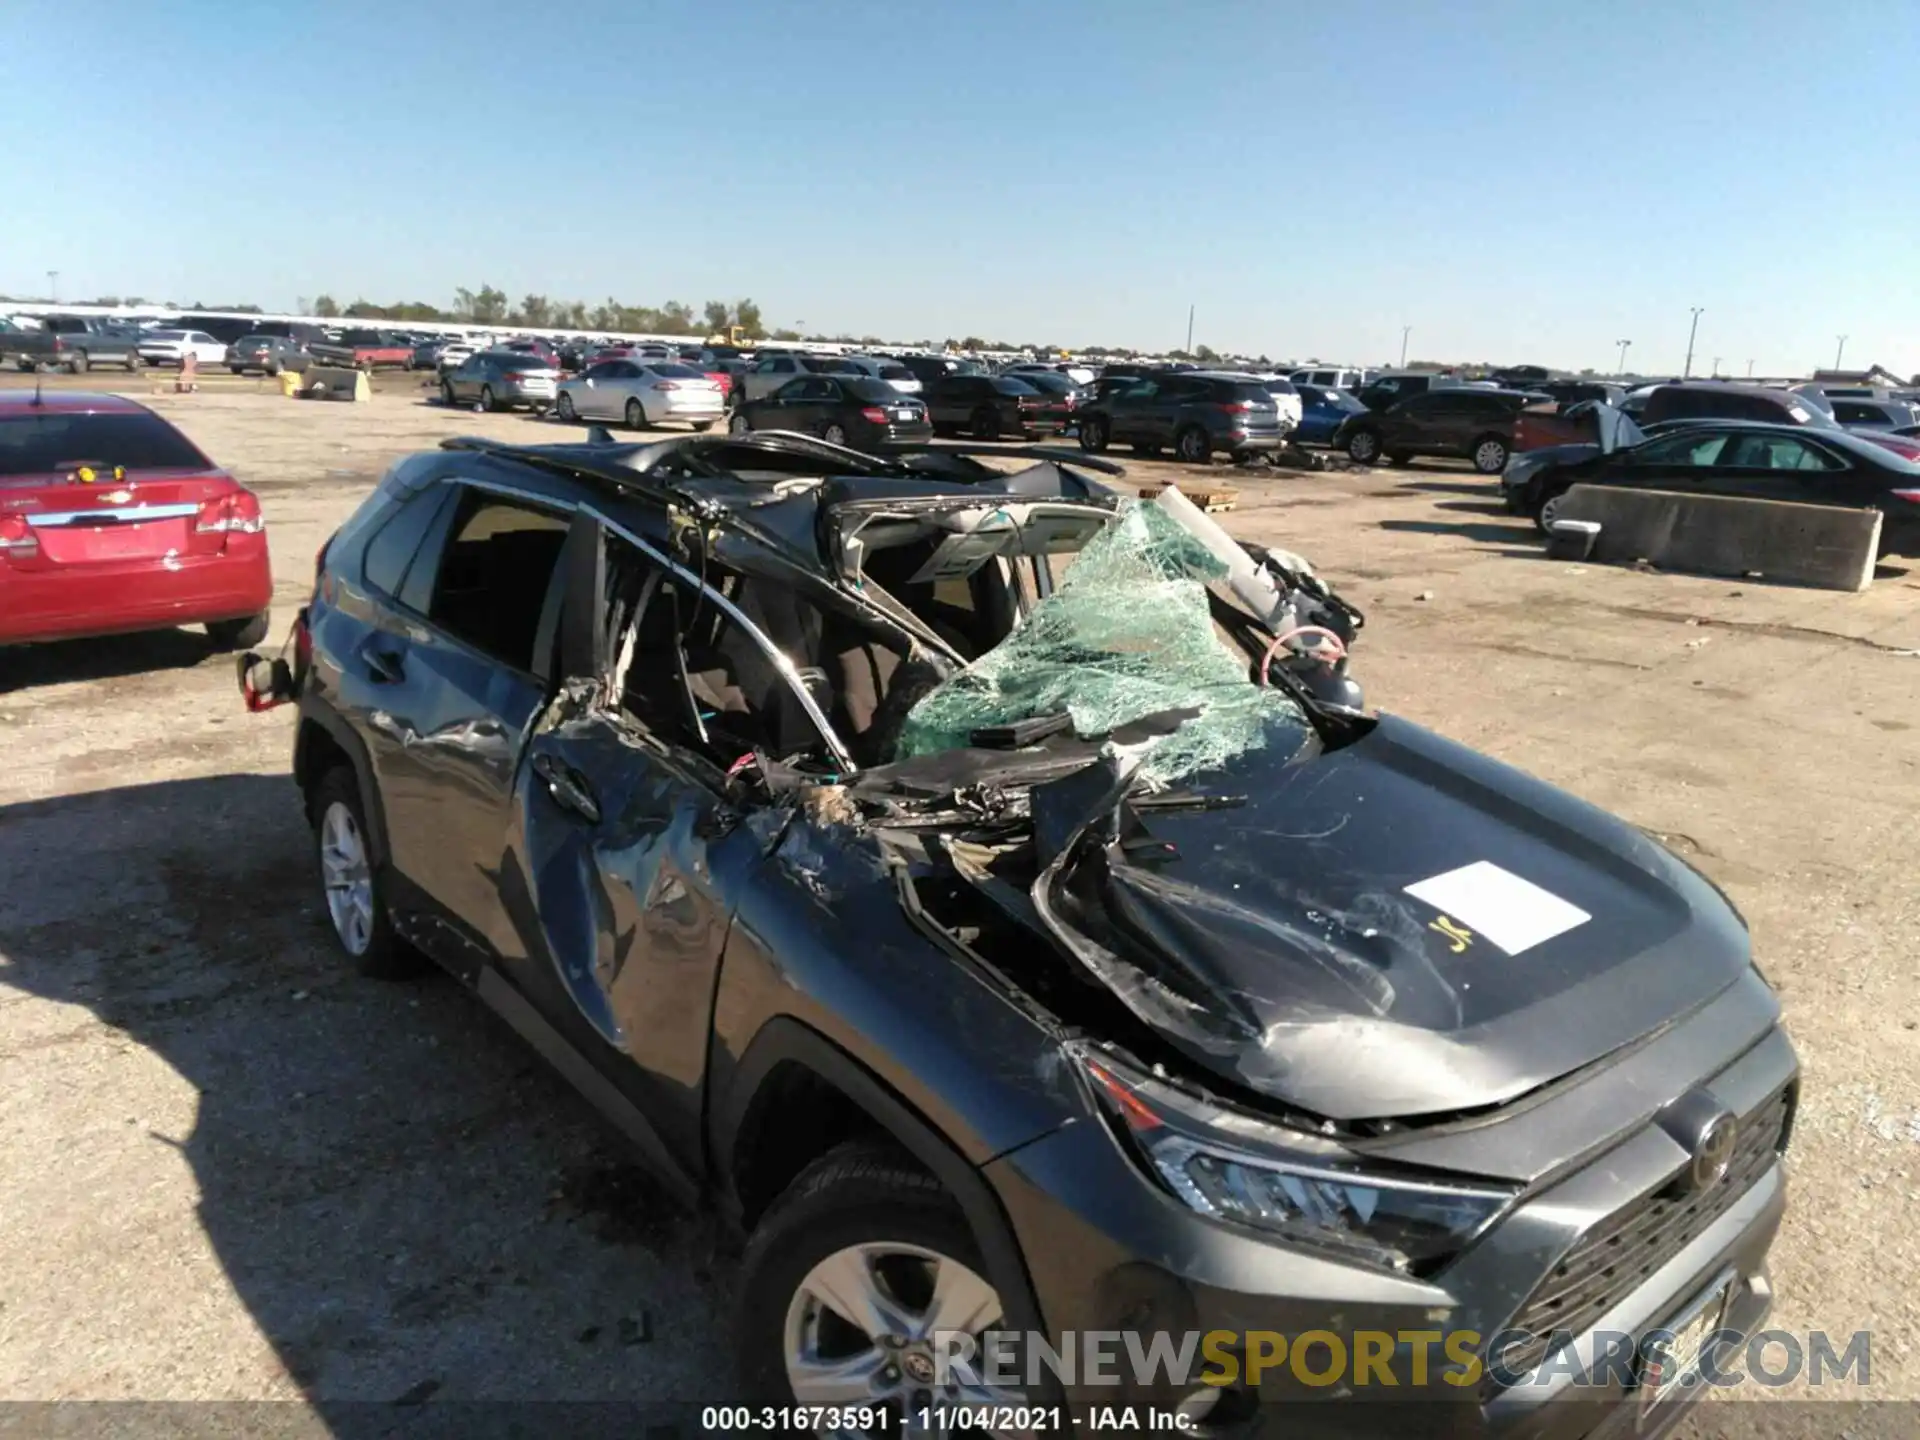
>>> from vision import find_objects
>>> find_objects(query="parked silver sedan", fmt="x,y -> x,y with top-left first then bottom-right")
440,350 -> 558,412
553,360 -> 725,430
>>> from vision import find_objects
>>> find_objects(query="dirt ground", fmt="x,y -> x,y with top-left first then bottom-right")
1,371 -> 1916,1433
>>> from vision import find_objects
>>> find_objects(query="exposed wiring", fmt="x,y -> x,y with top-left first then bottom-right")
1258,625 -> 1348,686
727,752 -> 759,780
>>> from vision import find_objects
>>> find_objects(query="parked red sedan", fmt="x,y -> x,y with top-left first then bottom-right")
0,392 -> 272,648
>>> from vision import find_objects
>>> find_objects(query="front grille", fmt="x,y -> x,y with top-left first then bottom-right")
1490,1085 -> 1793,1385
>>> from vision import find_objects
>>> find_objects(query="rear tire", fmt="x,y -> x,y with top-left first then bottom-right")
1079,416 -> 1110,453
207,610 -> 271,651
442,381 -> 457,407
1472,435 -> 1511,475
555,392 -> 577,421
626,398 -> 646,429
692,420 -> 715,432
480,385 -> 497,412
970,406 -> 1000,441
123,354 -> 138,372
821,421 -> 848,445
1175,425 -> 1211,464
68,352 -> 88,375
308,767 -> 425,980
730,410 -> 752,435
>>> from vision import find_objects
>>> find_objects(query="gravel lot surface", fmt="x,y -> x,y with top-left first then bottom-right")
2,372 -> 1916,1435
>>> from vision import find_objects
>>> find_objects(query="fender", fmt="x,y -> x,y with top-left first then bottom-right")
293,696 -> 392,866
717,1017 -> 1056,1353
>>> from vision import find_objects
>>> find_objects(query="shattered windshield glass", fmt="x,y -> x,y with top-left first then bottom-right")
896,499 -> 1308,782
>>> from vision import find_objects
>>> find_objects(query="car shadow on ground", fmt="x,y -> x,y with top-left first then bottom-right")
1397,479 -> 1499,499
0,773 -> 730,1428
0,629 -> 217,693
1378,498 -> 1536,546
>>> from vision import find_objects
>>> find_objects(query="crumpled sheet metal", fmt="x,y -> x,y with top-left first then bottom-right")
896,499 -> 1305,782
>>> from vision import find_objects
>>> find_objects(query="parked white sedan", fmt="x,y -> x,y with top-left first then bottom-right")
137,329 -> 228,367
553,360 -> 726,430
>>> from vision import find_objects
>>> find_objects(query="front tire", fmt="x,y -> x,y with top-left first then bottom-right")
207,610 -> 270,650
1079,416 -> 1109,453
68,352 -> 88,375
442,381 -> 457,407
736,1142 -> 1017,1412
308,767 -> 423,980
1534,481 -> 1574,533
970,406 -> 1000,441
729,410 -> 752,435
691,420 -> 715,432
1346,428 -> 1380,465
555,392 -> 577,421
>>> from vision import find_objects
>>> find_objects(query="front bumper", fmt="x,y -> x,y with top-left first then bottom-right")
983,1029 -> 1796,1437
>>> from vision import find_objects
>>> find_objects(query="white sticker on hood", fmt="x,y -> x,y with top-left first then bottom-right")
1404,862 -> 1590,956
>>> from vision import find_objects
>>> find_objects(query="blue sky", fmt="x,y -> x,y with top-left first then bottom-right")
3,1 -> 1916,376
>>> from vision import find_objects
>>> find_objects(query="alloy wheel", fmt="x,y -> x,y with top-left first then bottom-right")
783,1242 -> 1019,1412
1349,430 -> 1379,464
319,802 -> 374,957
1475,439 -> 1509,474
730,411 -> 752,435
823,423 -> 848,445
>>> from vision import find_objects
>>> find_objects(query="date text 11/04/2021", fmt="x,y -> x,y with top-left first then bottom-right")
700,1407 -> 1191,1432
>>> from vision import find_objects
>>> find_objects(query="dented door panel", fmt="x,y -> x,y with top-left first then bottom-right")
506,698 -> 755,1172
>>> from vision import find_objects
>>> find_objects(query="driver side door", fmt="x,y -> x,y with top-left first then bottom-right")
509,517 -> 799,1175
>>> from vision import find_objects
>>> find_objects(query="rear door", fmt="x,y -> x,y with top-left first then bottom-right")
359,482 -> 572,957
0,408 -> 244,618
1380,391 -> 1444,452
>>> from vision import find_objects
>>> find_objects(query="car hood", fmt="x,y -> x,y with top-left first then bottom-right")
1020,714 -> 1751,1121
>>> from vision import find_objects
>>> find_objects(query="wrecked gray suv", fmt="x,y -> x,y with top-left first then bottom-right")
246,429 -> 1794,1435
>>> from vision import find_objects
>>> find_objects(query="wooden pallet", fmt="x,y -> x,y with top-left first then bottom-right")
1135,482 -> 1238,513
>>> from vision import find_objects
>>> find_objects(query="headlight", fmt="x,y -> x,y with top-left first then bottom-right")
1082,1054 -> 1515,1275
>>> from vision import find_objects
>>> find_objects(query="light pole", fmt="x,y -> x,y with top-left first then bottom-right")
1682,307 -> 1703,378
1186,304 -> 1194,355
1835,335 -> 1848,371
1616,338 -> 1632,376
1400,325 -> 1411,367
1747,359 -> 1755,378
1712,357 -> 1722,378
46,270 -> 58,303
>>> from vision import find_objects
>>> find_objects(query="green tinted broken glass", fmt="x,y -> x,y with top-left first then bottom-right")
896,499 -> 1305,782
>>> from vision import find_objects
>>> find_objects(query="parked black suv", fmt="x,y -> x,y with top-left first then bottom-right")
922,373 -> 1061,439
1638,383 -> 1837,430
1334,388 -> 1539,472
249,429 -> 1794,1430
1077,372 -> 1282,463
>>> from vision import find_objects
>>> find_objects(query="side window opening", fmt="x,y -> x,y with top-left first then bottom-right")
361,484 -> 453,600
426,490 -> 570,672
602,534 -> 929,771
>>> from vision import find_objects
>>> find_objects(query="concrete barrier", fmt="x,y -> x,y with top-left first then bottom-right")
1556,485 -> 1882,592
301,366 -> 370,402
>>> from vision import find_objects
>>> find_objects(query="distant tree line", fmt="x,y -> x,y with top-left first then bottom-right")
300,287 -> 767,338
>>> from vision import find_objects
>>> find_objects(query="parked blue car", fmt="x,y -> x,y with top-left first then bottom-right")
1294,383 -> 1368,445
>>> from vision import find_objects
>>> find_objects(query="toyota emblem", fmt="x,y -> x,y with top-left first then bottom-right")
1690,1113 -> 1738,1191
